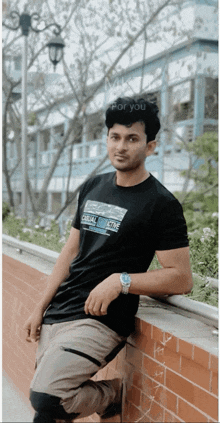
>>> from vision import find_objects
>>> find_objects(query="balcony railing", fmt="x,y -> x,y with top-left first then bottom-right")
38,139 -> 105,167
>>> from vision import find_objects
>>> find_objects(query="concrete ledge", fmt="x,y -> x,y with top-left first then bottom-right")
2,234 -> 218,329
2,234 -> 59,264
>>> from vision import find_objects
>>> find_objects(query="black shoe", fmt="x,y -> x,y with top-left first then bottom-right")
99,378 -> 126,420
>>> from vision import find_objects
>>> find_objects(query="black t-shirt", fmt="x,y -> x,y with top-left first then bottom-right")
43,172 -> 189,336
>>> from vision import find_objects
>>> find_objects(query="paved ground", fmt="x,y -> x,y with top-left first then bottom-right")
2,373 -> 34,423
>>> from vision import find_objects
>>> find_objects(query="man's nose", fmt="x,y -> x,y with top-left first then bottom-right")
116,138 -> 128,151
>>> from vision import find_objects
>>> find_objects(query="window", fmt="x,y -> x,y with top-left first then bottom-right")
205,78 -> 218,120
203,125 -> 218,134
184,126 -> 194,143
170,80 -> 194,122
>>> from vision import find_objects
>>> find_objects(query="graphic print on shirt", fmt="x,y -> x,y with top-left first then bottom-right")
81,200 -> 128,236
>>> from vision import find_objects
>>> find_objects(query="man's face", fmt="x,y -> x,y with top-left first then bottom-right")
107,122 -> 156,172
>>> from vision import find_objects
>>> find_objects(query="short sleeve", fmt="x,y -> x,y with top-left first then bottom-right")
154,199 -> 189,251
71,196 -> 80,229
71,188 -> 84,230
71,179 -> 89,229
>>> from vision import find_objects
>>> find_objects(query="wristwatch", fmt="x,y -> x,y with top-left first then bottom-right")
120,272 -> 131,294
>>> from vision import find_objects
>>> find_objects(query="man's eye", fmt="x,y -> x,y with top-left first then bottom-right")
129,137 -> 137,142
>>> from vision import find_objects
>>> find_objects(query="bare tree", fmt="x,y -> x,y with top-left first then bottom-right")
3,0 -> 215,219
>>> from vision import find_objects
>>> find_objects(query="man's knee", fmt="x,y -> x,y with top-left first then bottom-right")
30,390 -> 80,419
30,390 -> 61,413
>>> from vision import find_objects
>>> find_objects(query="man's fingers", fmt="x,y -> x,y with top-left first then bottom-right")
85,297 -> 104,316
100,302 -> 108,315
24,325 -> 41,343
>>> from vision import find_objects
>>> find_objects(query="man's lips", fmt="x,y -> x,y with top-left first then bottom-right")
114,155 -> 128,159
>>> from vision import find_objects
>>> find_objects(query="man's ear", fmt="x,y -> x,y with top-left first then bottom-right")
146,140 -> 157,157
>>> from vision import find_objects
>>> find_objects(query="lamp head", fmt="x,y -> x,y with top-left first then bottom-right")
47,35 -> 65,71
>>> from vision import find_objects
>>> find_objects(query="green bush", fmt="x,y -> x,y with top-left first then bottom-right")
3,212 -> 218,306
147,210 -> 218,306
3,214 -> 66,253
2,202 -> 10,221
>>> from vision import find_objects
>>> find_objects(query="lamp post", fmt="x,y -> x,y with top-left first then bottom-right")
3,9 -> 65,218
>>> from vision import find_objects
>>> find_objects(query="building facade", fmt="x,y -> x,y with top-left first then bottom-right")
3,0 -> 218,225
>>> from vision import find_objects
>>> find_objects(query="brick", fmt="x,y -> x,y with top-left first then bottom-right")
3,275 -> 37,311
210,355 -> 218,372
140,392 -> 150,411
140,393 -> 164,422
161,387 -> 178,414
136,334 -> 155,356
180,356 -> 211,391
142,375 -> 163,405
3,271 -> 42,300
143,356 -> 165,384
3,277 -> 19,296
123,362 -> 135,383
132,370 -> 144,390
126,344 -> 143,370
193,346 -> 210,369
164,410 -> 183,422
3,256 -> 45,284
124,401 -> 145,423
163,332 -> 178,352
179,339 -> 194,360
151,326 -> 164,344
178,398 -> 208,422
2,289 -> 13,306
134,317 -> 142,332
210,372 -> 218,396
140,320 -> 152,339
166,369 -> 194,400
13,370 -> 31,398
116,347 -> 126,373
127,385 -> 141,407
166,369 -> 218,420
155,343 -> 181,373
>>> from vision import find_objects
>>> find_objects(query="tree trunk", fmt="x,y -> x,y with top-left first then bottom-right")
2,90 -> 15,209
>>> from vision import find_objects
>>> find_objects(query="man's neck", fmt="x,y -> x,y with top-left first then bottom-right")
115,170 -> 150,187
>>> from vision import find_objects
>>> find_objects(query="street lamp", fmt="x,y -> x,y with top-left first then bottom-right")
3,9 -> 65,218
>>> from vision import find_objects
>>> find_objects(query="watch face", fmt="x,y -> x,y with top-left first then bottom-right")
121,273 -> 131,284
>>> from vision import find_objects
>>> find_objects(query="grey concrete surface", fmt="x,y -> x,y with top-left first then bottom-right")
2,373 -> 34,423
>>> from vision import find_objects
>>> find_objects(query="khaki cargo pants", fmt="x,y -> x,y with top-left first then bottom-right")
30,319 -> 126,421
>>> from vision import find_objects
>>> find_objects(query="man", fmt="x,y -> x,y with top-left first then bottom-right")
24,97 -> 193,422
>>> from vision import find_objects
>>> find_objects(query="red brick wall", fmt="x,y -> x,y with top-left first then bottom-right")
3,254 -> 218,423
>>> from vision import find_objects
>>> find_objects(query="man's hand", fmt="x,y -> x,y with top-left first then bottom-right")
84,274 -> 122,316
23,307 -> 44,343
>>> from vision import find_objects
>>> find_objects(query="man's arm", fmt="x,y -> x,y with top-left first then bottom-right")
23,227 -> 80,342
84,246 -> 193,316
129,246 -> 193,296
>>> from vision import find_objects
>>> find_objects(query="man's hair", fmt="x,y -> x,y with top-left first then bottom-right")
105,97 -> 160,142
